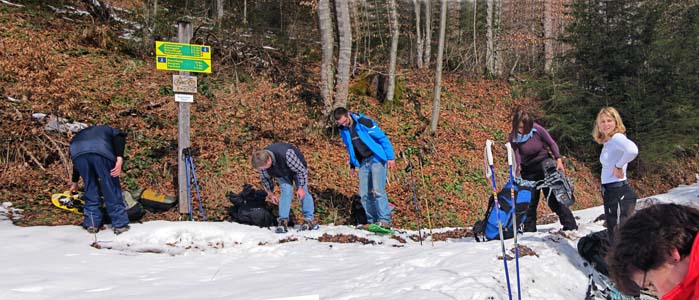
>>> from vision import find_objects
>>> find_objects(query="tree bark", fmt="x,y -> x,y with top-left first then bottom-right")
486,0 -> 501,76
414,0 -> 424,68
335,0 -> 352,108
430,0 -> 447,135
143,0 -> 151,54
216,0 -> 223,27
544,0 -> 554,73
386,0 -> 399,103
350,0 -> 361,75
424,0 -> 433,67
319,0 -> 335,115
473,0 -> 478,67
243,0 -> 248,25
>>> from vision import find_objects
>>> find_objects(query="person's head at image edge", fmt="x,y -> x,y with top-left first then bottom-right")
607,203 -> 699,299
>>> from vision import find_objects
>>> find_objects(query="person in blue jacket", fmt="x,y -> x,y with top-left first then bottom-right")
68,125 -> 130,235
333,107 -> 395,228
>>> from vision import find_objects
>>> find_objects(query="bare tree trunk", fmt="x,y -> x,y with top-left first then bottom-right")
335,0 -> 352,108
143,0 -> 151,54
414,0 -> 424,68
362,0 -> 370,65
350,0 -> 361,75
153,0 -> 157,17
486,0 -> 500,76
243,0 -> 248,25
386,0 -> 399,103
424,0 -> 432,67
319,0 -> 335,115
216,0 -> 223,27
473,0 -> 478,67
279,1 -> 283,32
543,0 -> 554,74
430,0 -> 447,135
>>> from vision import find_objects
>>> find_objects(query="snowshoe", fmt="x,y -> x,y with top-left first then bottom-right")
51,191 -> 85,214
540,159 -> 576,207
586,271 -> 657,300
51,190 -> 144,222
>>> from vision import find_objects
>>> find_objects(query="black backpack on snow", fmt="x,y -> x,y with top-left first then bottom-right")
577,229 -> 610,275
227,184 -> 275,228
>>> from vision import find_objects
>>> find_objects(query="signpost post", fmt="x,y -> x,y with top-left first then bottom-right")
155,22 -> 212,216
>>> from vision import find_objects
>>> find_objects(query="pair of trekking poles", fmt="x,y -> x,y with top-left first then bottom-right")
183,147 -> 206,221
484,140 -> 522,300
399,149 -> 434,246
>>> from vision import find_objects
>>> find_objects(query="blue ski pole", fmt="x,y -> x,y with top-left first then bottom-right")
183,149 -> 194,221
485,140 -> 513,300
506,142 -> 521,300
186,154 -> 206,221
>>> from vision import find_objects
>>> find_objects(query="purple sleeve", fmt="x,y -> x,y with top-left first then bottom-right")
534,123 -> 562,159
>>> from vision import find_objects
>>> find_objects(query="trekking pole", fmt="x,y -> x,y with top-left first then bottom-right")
183,148 -> 207,221
485,139 -> 513,300
184,149 -> 194,221
405,158 -> 424,246
506,142 -> 521,300
417,150 -> 434,247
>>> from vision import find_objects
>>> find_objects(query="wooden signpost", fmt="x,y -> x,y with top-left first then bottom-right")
155,22 -> 213,215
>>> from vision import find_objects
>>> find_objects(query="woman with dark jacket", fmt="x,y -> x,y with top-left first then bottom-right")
509,109 -> 578,232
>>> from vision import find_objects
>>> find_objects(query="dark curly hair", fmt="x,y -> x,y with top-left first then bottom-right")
607,203 -> 699,296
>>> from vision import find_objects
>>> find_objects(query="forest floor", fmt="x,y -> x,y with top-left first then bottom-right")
1,1 -> 697,229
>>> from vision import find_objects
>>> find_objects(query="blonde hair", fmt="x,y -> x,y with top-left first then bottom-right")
251,150 -> 271,169
592,107 -> 626,144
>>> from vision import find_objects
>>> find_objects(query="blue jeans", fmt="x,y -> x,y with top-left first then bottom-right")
73,154 -> 129,228
276,177 -> 314,222
358,159 -> 391,224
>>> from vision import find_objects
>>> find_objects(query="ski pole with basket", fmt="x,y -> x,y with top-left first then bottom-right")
484,139 -> 514,300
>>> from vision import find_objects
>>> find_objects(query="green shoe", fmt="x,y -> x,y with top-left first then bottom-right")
367,223 -> 394,234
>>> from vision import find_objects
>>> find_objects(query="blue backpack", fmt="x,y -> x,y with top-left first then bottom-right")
473,181 -> 532,242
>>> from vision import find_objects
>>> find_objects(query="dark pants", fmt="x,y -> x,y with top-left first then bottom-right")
602,181 -> 637,244
521,159 -> 578,231
73,154 -> 129,228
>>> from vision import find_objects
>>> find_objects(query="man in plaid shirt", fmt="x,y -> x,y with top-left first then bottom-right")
251,142 -> 315,232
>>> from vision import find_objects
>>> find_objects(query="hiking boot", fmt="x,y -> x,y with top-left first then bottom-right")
299,220 -> 319,231
113,226 -> 130,235
85,226 -> 99,234
375,221 -> 390,229
275,219 -> 289,234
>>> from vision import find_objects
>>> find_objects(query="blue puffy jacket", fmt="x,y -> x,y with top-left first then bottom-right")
70,125 -> 120,162
339,112 -> 395,167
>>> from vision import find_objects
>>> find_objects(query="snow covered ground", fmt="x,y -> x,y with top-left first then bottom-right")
1,183 -> 697,300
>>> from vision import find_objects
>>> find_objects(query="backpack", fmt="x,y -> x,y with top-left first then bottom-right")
101,190 -> 145,224
577,230 -> 610,276
227,184 -> 275,228
473,181 -> 532,242
349,194 -> 368,225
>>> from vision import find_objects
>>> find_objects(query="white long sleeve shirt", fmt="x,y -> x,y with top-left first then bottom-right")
600,133 -> 639,184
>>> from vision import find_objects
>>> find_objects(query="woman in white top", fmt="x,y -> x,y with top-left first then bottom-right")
593,107 -> 639,243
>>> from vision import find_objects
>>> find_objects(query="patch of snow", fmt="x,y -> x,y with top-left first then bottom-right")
0,185 -> 694,299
